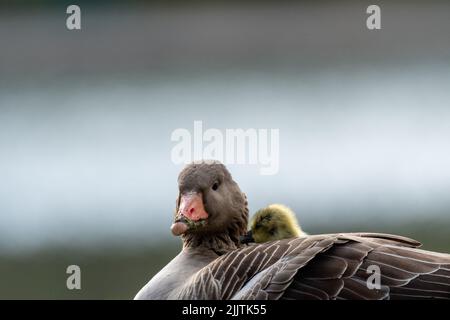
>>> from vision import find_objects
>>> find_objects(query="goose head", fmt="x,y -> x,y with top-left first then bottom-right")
241,204 -> 305,243
171,161 -> 248,253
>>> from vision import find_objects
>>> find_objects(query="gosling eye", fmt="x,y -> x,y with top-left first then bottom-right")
269,229 -> 276,236
212,181 -> 220,191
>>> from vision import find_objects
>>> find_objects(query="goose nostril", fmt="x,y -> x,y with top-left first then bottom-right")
189,207 -> 195,214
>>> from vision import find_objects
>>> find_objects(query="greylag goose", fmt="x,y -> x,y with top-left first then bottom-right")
240,204 -> 306,244
135,161 -> 450,300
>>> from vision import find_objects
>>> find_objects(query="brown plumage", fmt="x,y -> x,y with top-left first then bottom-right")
174,233 -> 450,299
135,161 -> 450,300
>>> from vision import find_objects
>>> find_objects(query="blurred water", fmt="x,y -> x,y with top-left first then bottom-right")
1,63 -> 450,251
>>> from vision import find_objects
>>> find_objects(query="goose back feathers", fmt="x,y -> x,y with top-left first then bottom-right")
172,233 -> 450,300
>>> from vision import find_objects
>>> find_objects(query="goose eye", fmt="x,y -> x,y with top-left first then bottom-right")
212,182 -> 219,191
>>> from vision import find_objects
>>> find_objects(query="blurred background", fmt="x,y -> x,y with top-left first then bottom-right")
0,0 -> 449,299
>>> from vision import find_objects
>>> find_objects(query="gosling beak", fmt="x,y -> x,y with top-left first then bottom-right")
171,192 -> 209,236
240,230 -> 254,244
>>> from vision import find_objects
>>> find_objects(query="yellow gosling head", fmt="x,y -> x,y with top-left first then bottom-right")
241,204 -> 306,244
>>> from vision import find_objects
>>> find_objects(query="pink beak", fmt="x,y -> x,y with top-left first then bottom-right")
177,192 -> 209,221
171,192 -> 209,236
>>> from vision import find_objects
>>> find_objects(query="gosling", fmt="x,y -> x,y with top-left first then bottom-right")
240,204 -> 307,244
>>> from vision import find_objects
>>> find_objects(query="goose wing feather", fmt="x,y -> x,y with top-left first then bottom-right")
172,233 -> 450,300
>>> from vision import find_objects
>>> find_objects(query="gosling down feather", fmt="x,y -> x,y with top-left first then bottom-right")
135,161 -> 450,300
240,204 -> 307,244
